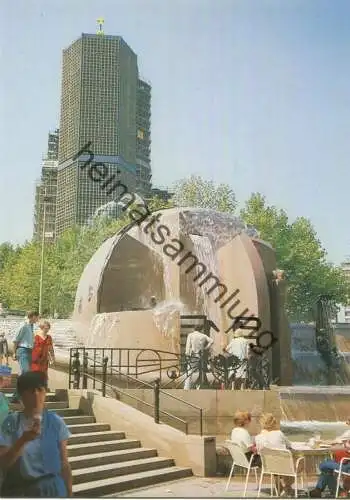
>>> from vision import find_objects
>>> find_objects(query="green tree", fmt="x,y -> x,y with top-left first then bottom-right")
0,241 -> 41,311
0,243 -> 22,305
147,196 -> 174,212
172,175 -> 237,213
241,193 -> 350,321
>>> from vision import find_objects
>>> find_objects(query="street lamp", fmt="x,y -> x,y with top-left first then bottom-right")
38,191 -> 53,315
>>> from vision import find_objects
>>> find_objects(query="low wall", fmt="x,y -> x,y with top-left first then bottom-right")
67,389 -> 217,477
48,367 -> 281,438
110,388 -> 281,437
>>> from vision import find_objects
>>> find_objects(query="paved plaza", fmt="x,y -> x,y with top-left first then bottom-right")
113,476 -> 313,498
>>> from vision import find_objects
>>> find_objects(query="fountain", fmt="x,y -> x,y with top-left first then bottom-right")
1,207 -> 350,439
71,207 -> 292,384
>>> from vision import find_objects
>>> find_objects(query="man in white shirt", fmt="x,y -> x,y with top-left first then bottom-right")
184,329 -> 214,390
224,323 -> 251,389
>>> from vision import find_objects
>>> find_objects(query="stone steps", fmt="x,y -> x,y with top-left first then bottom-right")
3,382 -> 193,495
68,448 -> 158,470
72,456 -> 175,484
5,391 -> 57,400
55,407 -> 84,417
68,430 -> 126,445
67,423 -> 111,434
67,439 -> 141,457
63,415 -> 96,425
72,466 -> 193,497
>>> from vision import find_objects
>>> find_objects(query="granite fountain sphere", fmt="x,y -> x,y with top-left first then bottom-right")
72,207 -> 293,386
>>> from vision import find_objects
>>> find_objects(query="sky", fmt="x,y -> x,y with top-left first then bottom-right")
0,0 -> 349,264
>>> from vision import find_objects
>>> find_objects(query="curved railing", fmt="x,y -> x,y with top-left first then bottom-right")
69,348 -> 203,435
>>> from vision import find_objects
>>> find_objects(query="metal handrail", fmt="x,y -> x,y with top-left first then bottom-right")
79,368 -> 191,434
69,347 -> 203,435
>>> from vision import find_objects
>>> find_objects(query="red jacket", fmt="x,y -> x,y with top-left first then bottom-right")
334,449 -> 350,463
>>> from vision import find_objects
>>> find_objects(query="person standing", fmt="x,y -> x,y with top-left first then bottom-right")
0,333 -> 9,366
11,311 -> 39,403
184,328 -> 214,390
31,321 -> 55,383
224,322 -> 251,389
0,371 -> 72,497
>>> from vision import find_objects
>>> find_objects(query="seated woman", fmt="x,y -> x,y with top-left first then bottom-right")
0,371 -> 72,497
310,436 -> 350,498
255,413 -> 294,496
230,410 -> 261,467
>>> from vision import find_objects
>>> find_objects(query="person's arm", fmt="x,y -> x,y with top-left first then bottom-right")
13,326 -> 25,358
60,440 -> 72,497
205,336 -> 214,350
55,414 -> 72,495
49,336 -> 55,364
185,335 -> 192,356
244,339 -> 250,358
224,340 -> 232,354
245,431 -> 255,452
0,420 -> 41,469
281,431 -> 293,450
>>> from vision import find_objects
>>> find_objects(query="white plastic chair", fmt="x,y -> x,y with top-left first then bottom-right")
224,440 -> 260,497
257,447 -> 307,498
335,456 -> 350,497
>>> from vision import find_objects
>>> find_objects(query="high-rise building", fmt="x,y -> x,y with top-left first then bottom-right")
33,129 -> 59,242
136,79 -> 152,195
56,33 -> 152,236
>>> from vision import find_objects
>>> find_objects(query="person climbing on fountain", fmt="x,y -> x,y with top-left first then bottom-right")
184,327 -> 214,390
224,321 -> 250,389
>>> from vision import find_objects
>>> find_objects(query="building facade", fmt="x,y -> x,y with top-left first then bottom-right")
56,33 -> 152,236
136,79 -> 152,195
33,130 -> 59,242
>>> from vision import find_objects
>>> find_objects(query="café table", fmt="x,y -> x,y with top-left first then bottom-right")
290,441 -> 342,476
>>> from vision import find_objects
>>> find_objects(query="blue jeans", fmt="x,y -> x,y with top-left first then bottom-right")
17,347 -> 32,373
12,347 -> 32,400
316,459 -> 350,493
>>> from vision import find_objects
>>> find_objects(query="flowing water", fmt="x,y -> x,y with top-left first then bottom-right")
2,315 -> 350,439
189,234 -> 222,337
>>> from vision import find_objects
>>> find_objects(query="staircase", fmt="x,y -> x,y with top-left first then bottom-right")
4,382 -> 192,497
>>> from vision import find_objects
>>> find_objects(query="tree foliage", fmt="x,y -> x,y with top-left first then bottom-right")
0,182 -> 348,322
241,193 -> 350,321
0,197 -> 173,317
172,175 -> 237,213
